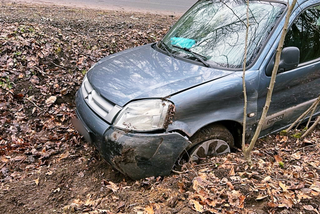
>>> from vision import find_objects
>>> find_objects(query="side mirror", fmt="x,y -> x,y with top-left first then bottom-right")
265,47 -> 300,76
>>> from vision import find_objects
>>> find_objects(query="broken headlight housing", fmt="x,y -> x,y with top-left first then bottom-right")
113,99 -> 174,132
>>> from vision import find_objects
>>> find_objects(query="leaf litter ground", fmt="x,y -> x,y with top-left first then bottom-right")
0,2 -> 320,214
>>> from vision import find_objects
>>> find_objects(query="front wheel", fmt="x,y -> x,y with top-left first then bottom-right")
188,124 -> 234,162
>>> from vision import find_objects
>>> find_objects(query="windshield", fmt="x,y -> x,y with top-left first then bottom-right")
160,0 -> 286,69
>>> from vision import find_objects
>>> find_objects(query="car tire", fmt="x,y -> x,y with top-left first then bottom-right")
188,124 -> 234,162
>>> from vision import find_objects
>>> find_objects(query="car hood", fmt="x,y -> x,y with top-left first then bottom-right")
87,44 -> 233,106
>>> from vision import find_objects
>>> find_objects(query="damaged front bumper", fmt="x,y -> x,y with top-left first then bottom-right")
103,128 -> 190,180
74,89 -> 191,180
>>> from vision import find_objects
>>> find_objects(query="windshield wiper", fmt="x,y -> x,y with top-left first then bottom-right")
158,40 -> 173,58
172,45 -> 210,67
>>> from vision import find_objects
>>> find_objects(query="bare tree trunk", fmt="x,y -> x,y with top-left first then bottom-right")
242,0 -> 297,163
241,0 -> 250,151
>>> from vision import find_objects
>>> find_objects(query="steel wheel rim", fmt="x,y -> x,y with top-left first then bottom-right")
189,139 -> 230,162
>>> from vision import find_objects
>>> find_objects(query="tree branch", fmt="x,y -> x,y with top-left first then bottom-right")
241,0 -> 250,151
243,0 -> 298,162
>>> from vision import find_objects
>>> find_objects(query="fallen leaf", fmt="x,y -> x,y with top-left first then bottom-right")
292,152 -> 301,160
72,199 -> 83,206
106,181 -> 119,192
60,87 -> 68,95
288,182 -> 305,190
46,171 -> 53,176
144,205 -> 154,214
267,202 -> 278,208
34,178 -> 39,186
262,176 -> 272,183
256,195 -> 268,201
177,181 -> 185,193
304,205 -> 320,214
45,96 -> 57,106
85,197 -> 96,206
228,190 -> 245,208
254,183 -> 267,191
226,181 -> 234,190
304,205 -> 315,211
297,192 -> 312,200
279,181 -> 288,192
206,207 -> 219,213
238,195 -> 246,209
0,156 -> 10,163
190,199 -> 204,212
59,151 -> 70,160
229,165 -> 235,176
309,161 -> 320,169
205,198 -> 217,207
280,136 -> 288,143
192,193 -> 206,204
133,206 -> 144,214
274,155 -> 282,163
193,175 -> 208,192
13,155 -> 26,162
53,188 -> 60,193
278,198 -> 293,209
310,182 -> 320,192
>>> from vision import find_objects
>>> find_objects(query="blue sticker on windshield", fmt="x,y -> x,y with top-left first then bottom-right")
170,37 -> 196,49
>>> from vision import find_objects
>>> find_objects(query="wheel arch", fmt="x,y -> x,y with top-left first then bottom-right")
219,120 -> 243,149
171,120 -> 243,149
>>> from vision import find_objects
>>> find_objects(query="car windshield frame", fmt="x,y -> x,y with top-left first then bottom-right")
158,0 -> 286,69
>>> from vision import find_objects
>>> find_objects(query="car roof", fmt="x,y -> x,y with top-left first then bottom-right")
259,0 -> 313,9
272,0 -> 308,5
256,0 -> 306,4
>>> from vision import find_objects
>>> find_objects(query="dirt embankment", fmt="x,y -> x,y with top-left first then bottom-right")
1,2 -> 320,214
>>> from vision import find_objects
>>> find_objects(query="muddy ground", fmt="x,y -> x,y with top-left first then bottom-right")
1,2 -> 320,214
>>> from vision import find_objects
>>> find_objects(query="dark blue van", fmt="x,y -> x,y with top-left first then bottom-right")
73,0 -> 320,179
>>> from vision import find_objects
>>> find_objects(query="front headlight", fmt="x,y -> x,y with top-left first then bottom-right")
114,99 -> 174,132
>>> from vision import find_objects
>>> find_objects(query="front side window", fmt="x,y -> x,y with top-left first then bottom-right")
159,0 -> 286,69
284,5 -> 320,64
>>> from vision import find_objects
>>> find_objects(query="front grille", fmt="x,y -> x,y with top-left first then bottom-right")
81,76 -> 122,123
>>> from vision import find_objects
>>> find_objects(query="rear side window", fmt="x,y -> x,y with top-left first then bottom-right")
284,5 -> 320,63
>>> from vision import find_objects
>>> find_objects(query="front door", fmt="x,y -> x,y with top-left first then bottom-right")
258,4 -> 320,135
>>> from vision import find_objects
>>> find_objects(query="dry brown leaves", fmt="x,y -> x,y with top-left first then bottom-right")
0,3 -> 320,214
185,133 -> 320,213
0,3 -> 176,184
56,132 -> 320,213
